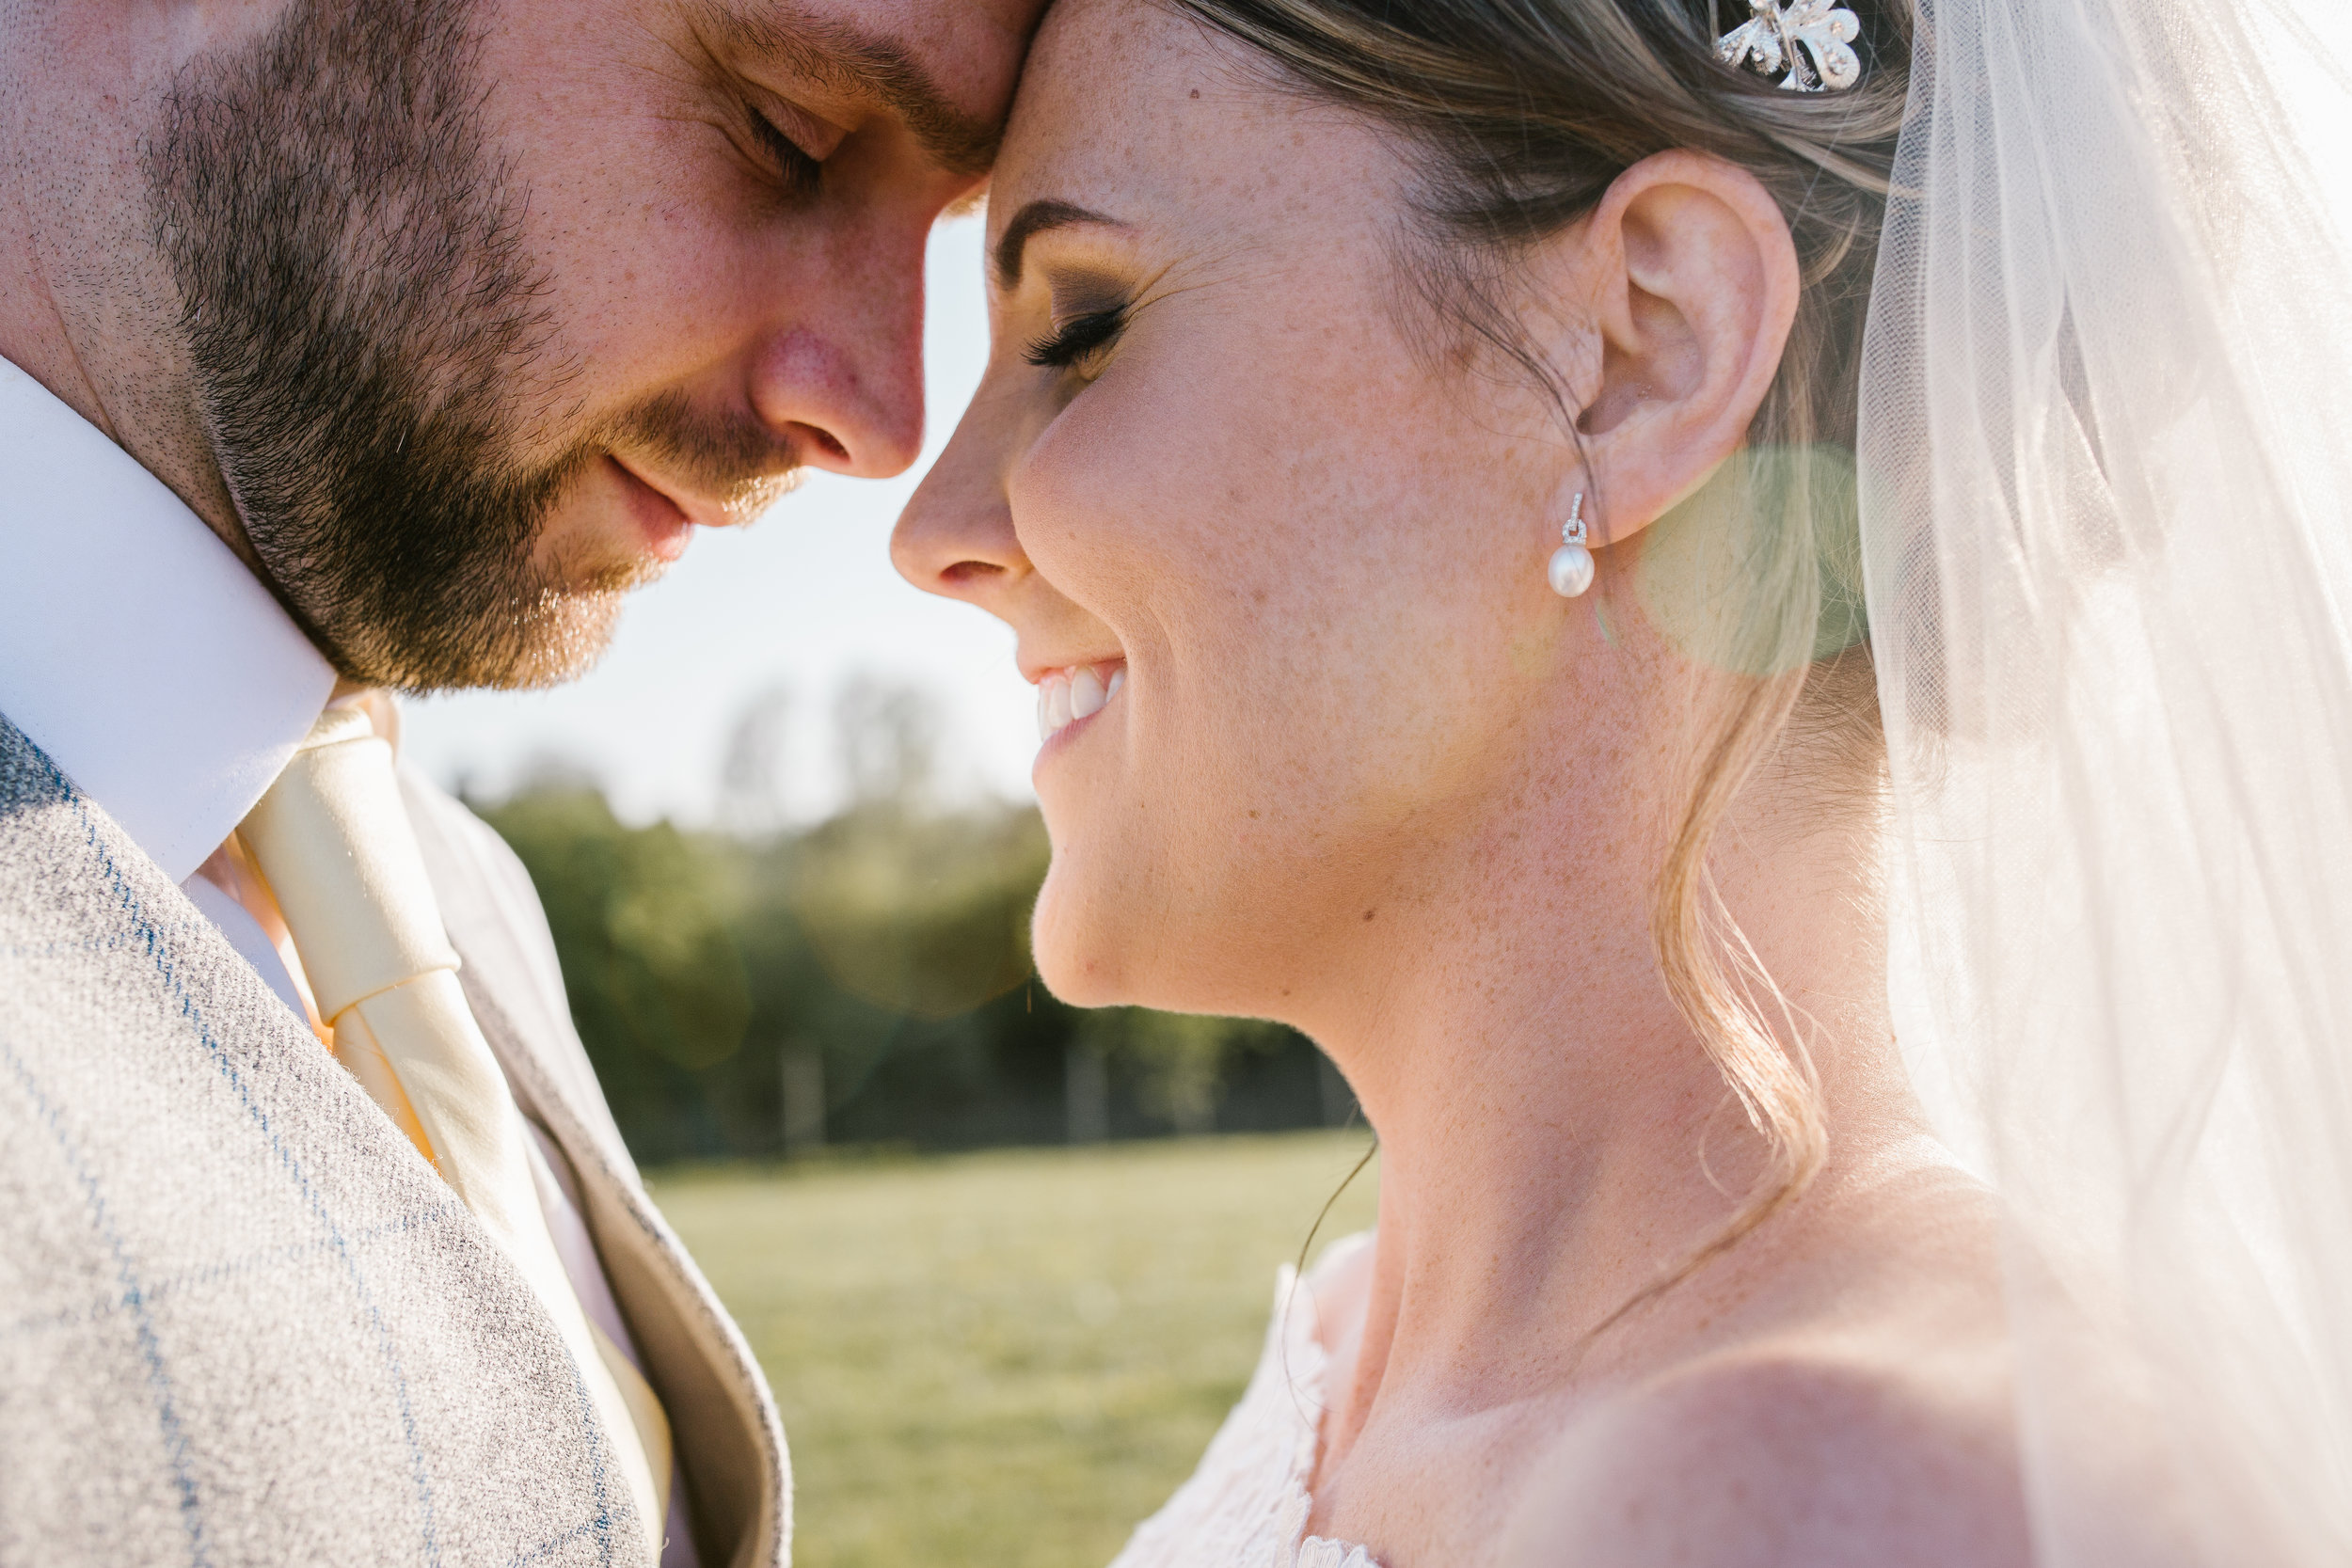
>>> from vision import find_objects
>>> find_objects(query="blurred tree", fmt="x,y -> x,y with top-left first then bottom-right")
475,785 -> 751,1150
1076,1009 -> 1291,1136
474,748 -> 1339,1163
834,673 -> 938,810
791,804 -> 1045,1021
717,683 -> 793,838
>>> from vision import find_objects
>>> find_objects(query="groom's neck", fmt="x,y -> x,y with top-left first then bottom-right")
0,5 -> 255,566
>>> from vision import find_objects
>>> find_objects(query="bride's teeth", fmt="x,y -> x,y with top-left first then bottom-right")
1036,662 -> 1126,743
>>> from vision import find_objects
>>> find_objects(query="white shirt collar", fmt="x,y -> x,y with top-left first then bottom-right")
0,355 -> 337,881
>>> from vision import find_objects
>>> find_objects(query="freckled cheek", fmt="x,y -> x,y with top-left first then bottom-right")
1015,410 -> 1285,879
542,207 -> 753,372
1034,367 -> 1447,763
1012,386 -> 1216,620
523,133 -> 779,356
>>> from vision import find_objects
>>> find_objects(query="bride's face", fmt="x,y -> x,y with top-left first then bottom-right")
895,0 -> 1604,1014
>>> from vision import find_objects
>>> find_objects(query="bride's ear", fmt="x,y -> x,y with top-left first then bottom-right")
1534,150 -> 1800,545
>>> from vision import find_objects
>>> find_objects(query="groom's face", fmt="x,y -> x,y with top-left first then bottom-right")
148,0 -> 1039,692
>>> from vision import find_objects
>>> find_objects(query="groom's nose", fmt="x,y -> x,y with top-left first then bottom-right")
746,240 -> 930,481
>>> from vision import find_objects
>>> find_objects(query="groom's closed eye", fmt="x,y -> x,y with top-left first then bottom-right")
691,0 -> 1005,182
743,105 -> 828,201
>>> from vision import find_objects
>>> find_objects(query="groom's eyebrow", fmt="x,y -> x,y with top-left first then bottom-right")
696,3 -> 1002,177
993,200 -> 1126,290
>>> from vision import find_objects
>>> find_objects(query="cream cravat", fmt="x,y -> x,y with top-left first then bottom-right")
241,705 -> 672,1551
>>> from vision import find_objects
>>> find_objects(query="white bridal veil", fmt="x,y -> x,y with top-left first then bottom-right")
1859,0 -> 2352,1560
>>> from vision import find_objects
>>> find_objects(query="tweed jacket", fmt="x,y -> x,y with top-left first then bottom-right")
0,712 -> 788,1567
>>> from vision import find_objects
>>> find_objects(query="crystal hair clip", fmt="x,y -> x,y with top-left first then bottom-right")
1716,0 -> 1863,92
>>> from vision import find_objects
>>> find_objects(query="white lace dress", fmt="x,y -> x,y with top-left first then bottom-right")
1106,1233 -> 1385,1568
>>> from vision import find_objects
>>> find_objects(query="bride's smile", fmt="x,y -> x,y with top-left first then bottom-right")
897,6 -> 1636,1024
1032,659 -> 1125,743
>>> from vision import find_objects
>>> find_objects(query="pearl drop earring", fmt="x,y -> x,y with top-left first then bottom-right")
1548,492 -> 1595,598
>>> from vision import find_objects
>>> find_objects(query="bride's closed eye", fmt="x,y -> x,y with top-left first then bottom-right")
1025,305 -> 1129,377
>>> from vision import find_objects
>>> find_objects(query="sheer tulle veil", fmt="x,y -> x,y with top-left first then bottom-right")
1859,0 -> 2352,1559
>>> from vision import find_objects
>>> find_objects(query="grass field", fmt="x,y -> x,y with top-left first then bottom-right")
651,1132 -> 1382,1568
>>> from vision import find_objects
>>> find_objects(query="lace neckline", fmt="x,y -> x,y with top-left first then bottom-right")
1104,1230 -> 1383,1568
1270,1239 -> 1380,1568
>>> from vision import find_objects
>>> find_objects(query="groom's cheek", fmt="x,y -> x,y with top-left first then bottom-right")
468,0 -> 987,483
465,0 -> 758,411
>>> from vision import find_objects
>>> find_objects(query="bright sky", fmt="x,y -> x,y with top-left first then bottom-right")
400,216 -> 1032,826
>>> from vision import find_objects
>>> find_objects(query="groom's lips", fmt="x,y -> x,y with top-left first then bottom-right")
606,453 -> 700,563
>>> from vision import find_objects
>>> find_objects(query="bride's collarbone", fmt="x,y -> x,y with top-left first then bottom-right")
1484,1335 -> 2029,1568
1317,1180 -> 2020,1567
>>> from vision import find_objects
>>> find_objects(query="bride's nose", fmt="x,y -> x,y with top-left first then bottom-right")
891,383 -> 1030,612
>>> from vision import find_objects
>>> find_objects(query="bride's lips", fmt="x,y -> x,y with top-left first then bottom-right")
606,454 -> 697,563
1034,659 -> 1127,748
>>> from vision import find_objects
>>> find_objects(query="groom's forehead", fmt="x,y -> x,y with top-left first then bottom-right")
679,0 -> 1045,177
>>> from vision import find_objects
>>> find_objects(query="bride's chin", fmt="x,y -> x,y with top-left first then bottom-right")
1032,869 -> 1200,1012
1026,876 -> 1126,1009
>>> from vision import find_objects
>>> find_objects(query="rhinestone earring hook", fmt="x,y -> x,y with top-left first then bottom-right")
1549,492 -> 1596,598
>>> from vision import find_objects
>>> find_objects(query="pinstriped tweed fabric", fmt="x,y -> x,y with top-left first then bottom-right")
0,710 -> 705,1566
400,771 -> 789,1568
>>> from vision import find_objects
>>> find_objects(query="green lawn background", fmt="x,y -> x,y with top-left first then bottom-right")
653,1131 -> 1382,1568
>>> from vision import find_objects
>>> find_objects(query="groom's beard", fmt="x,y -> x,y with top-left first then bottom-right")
144,0 -> 790,692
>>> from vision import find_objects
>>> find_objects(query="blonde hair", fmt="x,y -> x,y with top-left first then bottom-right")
1171,0 -> 1908,1311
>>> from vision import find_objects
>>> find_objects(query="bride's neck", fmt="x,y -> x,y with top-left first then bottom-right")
1300,754 -> 1911,1438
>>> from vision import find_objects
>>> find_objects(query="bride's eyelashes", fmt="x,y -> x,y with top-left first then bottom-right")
1024,306 -> 1131,378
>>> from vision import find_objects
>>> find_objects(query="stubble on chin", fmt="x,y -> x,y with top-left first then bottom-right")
147,0 -> 811,693
144,0 -> 613,694
495,516 -> 670,689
